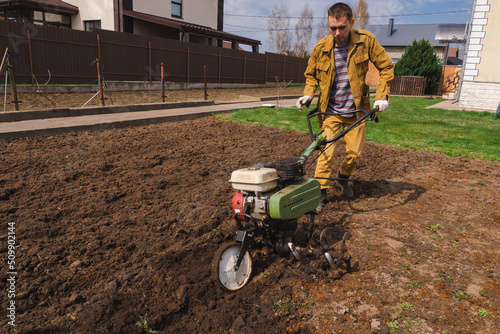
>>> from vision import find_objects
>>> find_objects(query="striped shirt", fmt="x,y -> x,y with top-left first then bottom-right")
328,45 -> 355,117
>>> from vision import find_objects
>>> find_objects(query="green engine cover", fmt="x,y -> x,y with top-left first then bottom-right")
269,178 -> 321,220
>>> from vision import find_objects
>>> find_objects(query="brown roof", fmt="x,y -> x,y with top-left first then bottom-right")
448,47 -> 459,57
122,10 -> 260,47
222,41 -> 244,51
0,0 -> 79,15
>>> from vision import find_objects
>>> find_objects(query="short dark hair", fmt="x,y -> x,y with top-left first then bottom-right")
328,3 -> 353,21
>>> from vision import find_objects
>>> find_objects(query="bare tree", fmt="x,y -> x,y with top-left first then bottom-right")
274,76 -> 293,111
294,4 -> 314,58
314,7 -> 330,41
268,3 -> 292,54
353,0 -> 370,29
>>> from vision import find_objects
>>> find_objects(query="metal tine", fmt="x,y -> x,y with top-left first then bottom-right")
324,231 -> 352,269
340,231 -> 351,253
288,242 -> 302,261
319,227 -> 335,251
308,230 -> 323,249
324,252 -> 338,269
289,230 -> 351,264
288,242 -> 322,261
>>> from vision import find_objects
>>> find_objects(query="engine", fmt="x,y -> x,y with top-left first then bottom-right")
229,159 -> 321,224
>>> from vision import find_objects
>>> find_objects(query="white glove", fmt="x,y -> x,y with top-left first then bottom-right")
296,96 -> 312,112
373,100 -> 389,112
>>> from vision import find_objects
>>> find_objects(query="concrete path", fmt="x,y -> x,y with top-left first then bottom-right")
0,97 -> 299,140
426,99 -> 496,112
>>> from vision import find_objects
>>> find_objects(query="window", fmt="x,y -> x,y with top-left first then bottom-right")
0,8 -> 71,27
84,20 -> 101,31
171,0 -> 182,18
29,10 -> 71,28
45,12 -> 71,26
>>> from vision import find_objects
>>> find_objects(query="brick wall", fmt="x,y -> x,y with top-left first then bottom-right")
458,0 -> 500,110
439,66 -> 462,94
459,81 -> 500,110
366,62 -> 380,87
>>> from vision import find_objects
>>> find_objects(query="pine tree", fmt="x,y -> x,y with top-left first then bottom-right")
394,39 -> 442,94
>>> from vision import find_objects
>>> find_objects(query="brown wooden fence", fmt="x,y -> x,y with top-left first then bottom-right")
390,76 -> 427,96
0,20 -> 307,85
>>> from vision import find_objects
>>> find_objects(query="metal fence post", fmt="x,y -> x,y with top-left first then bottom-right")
243,55 -> 247,84
187,47 -> 190,83
282,56 -> 286,82
218,51 -> 221,84
264,54 -> 268,83
161,62 -> 165,102
148,41 -> 152,82
27,28 -> 34,85
204,65 -> 208,100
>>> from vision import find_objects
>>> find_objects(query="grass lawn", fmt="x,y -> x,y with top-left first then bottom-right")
216,96 -> 499,161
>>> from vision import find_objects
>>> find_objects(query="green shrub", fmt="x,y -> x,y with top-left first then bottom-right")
394,39 -> 442,94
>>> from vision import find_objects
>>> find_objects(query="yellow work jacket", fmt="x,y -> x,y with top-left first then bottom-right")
304,29 -> 394,114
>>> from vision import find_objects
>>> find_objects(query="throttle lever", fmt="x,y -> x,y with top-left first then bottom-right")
304,98 -> 312,108
370,106 -> 380,123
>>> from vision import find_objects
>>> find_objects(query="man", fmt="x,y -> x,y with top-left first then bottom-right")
296,2 -> 394,212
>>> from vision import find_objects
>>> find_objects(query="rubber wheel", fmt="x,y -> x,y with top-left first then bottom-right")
211,242 -> 252,291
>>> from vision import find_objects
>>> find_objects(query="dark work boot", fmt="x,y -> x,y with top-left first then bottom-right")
337,173 -> 354,198
315,189 -> 328,213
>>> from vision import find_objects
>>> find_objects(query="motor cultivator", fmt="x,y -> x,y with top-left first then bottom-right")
211,106 -> 380,291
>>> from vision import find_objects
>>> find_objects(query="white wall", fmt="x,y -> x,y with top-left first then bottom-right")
65,0 -> 219,31
65,0 -> 115,31
474,0 -> 500,82
459,0 -> 499,110
133,0 -> 218,28
182,0 -> 217,28
133,0 -> 171,19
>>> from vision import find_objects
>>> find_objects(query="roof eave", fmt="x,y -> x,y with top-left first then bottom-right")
0,0 -> 79,15
123,10 -> 260,46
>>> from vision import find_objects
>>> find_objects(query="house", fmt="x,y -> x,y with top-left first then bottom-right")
0,0 -> 78,28
446,47 -> 463,66
457,0 -> 499,111
365,19 -> 467,63
0,0 -> 260,52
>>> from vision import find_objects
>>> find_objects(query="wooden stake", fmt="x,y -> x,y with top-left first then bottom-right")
8,60 -> 19,111
0,48 -> 8,77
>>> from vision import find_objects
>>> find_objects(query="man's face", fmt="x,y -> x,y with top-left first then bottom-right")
328,15 -> 354,47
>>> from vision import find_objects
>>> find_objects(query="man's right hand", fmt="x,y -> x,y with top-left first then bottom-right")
295,96 -> 312,112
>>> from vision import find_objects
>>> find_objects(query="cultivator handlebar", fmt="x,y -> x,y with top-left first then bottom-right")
306,106 -> 380,143
297,106 -> 380,175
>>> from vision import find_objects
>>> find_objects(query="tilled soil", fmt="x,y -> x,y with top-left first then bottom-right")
0,116 -> 498,333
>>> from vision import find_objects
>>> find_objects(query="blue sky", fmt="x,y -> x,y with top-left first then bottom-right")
224,0 -> 474,52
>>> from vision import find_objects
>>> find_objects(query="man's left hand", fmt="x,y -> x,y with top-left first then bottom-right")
374,100 -> 389,112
